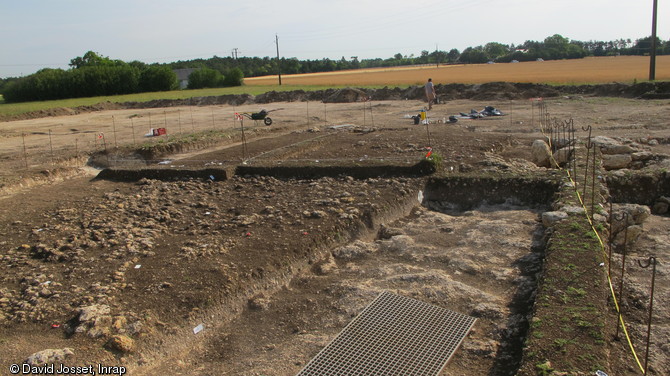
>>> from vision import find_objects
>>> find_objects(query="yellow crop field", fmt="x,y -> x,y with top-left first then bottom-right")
245,56 -> 670,86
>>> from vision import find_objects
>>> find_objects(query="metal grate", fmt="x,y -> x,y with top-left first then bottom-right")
296,291 -> 476,376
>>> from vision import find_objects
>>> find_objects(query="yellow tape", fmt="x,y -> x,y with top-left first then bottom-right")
545,124 -> 646,373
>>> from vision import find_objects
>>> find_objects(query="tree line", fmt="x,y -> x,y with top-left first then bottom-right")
1,51 -> 244,103
169,34 -> 669,76
1,34 -> 668,103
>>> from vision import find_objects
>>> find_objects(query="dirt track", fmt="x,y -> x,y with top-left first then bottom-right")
0,91 -> 669,375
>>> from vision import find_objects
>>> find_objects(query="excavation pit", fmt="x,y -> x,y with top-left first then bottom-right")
2,95 -> 669,375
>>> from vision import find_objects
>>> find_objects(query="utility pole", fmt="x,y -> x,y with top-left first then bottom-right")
436,44 -> 439,67
232,48 -> 239,60
649,0 -> 658,80
276,34 -> 282,85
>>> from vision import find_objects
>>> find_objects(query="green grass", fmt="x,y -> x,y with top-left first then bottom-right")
553,338 -> 575,352
0,84 -> 342,117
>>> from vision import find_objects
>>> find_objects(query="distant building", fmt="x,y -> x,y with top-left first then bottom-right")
173,68 -> 198,89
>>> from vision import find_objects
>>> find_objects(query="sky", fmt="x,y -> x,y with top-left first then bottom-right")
1,0 -> 667,78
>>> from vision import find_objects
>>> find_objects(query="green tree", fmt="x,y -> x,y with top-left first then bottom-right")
140,66 -> 177,92
544,34 -> 569,49
430,50 -> 448,65
222,67 -> 244,87
350,56 -> 360,69
69,51 -> 120,69
447,49 -> 460,63
418,50 -> 430,64
484,42 -> 510,60
629,36 -> 665,55
187,68 -> 223,89
565,43 -> 587,59
459,47 -> 488,64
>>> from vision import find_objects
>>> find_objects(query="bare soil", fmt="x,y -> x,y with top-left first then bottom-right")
0,92 -> 668,376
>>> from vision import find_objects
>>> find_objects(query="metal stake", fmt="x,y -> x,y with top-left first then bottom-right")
531,100 -> 534,128
568,119 -> 576,181
178,109 -> 182,134
637,256 -> 657,374
509,100 -> 512,127
211,108 -> 215,129
425,121 -> 432,149
48,129 -> 54,165
112,116 -> 118,148
363,99 -> 366,126
369,100 -> 374,127
22,132 -> 28,168
582,125 -> 592,197
591,143 -> 597,215
239,117 -> 247,160
131,118 -> 136,145
190,106 -> 195,132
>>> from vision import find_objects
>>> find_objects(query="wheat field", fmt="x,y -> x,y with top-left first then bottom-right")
245,56 -> 670,86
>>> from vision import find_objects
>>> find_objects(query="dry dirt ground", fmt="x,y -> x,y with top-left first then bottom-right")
0,94 -> 669,376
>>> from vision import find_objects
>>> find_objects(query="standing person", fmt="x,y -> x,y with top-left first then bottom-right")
425,78 -> 436,110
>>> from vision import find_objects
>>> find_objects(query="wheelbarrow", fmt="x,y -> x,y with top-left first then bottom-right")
240,109 -> 282,126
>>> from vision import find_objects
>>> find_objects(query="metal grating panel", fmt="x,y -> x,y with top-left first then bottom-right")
296,291 -> 477,376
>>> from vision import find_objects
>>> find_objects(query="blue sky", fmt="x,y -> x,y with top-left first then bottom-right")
1,0 -> 666,78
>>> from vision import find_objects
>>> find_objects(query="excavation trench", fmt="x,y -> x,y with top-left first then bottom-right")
600,171 -> 670,376
132,175 -> 557,376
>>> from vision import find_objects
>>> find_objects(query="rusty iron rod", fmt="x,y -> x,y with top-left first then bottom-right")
178,109 -> 182,134
48,129 -> 55,165
425,121 -> 432,149
240,118 -> 247,160
113,116 -> 118,148
190,106 -> 195,132
582,125 -> 592,197
531,100 -> 534,128
637,256 -> 657,374
101,133 -> 109,166
369,100 -> 375,127
591,142 -> 597,215
568,119 -> 576,180
131,118 -> 136,145
363,99 -> 366,126
583,142 -> 593,199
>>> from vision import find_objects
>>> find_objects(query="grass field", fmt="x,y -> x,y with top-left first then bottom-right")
0,85 -> 335,117
1,56 -> 668,117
